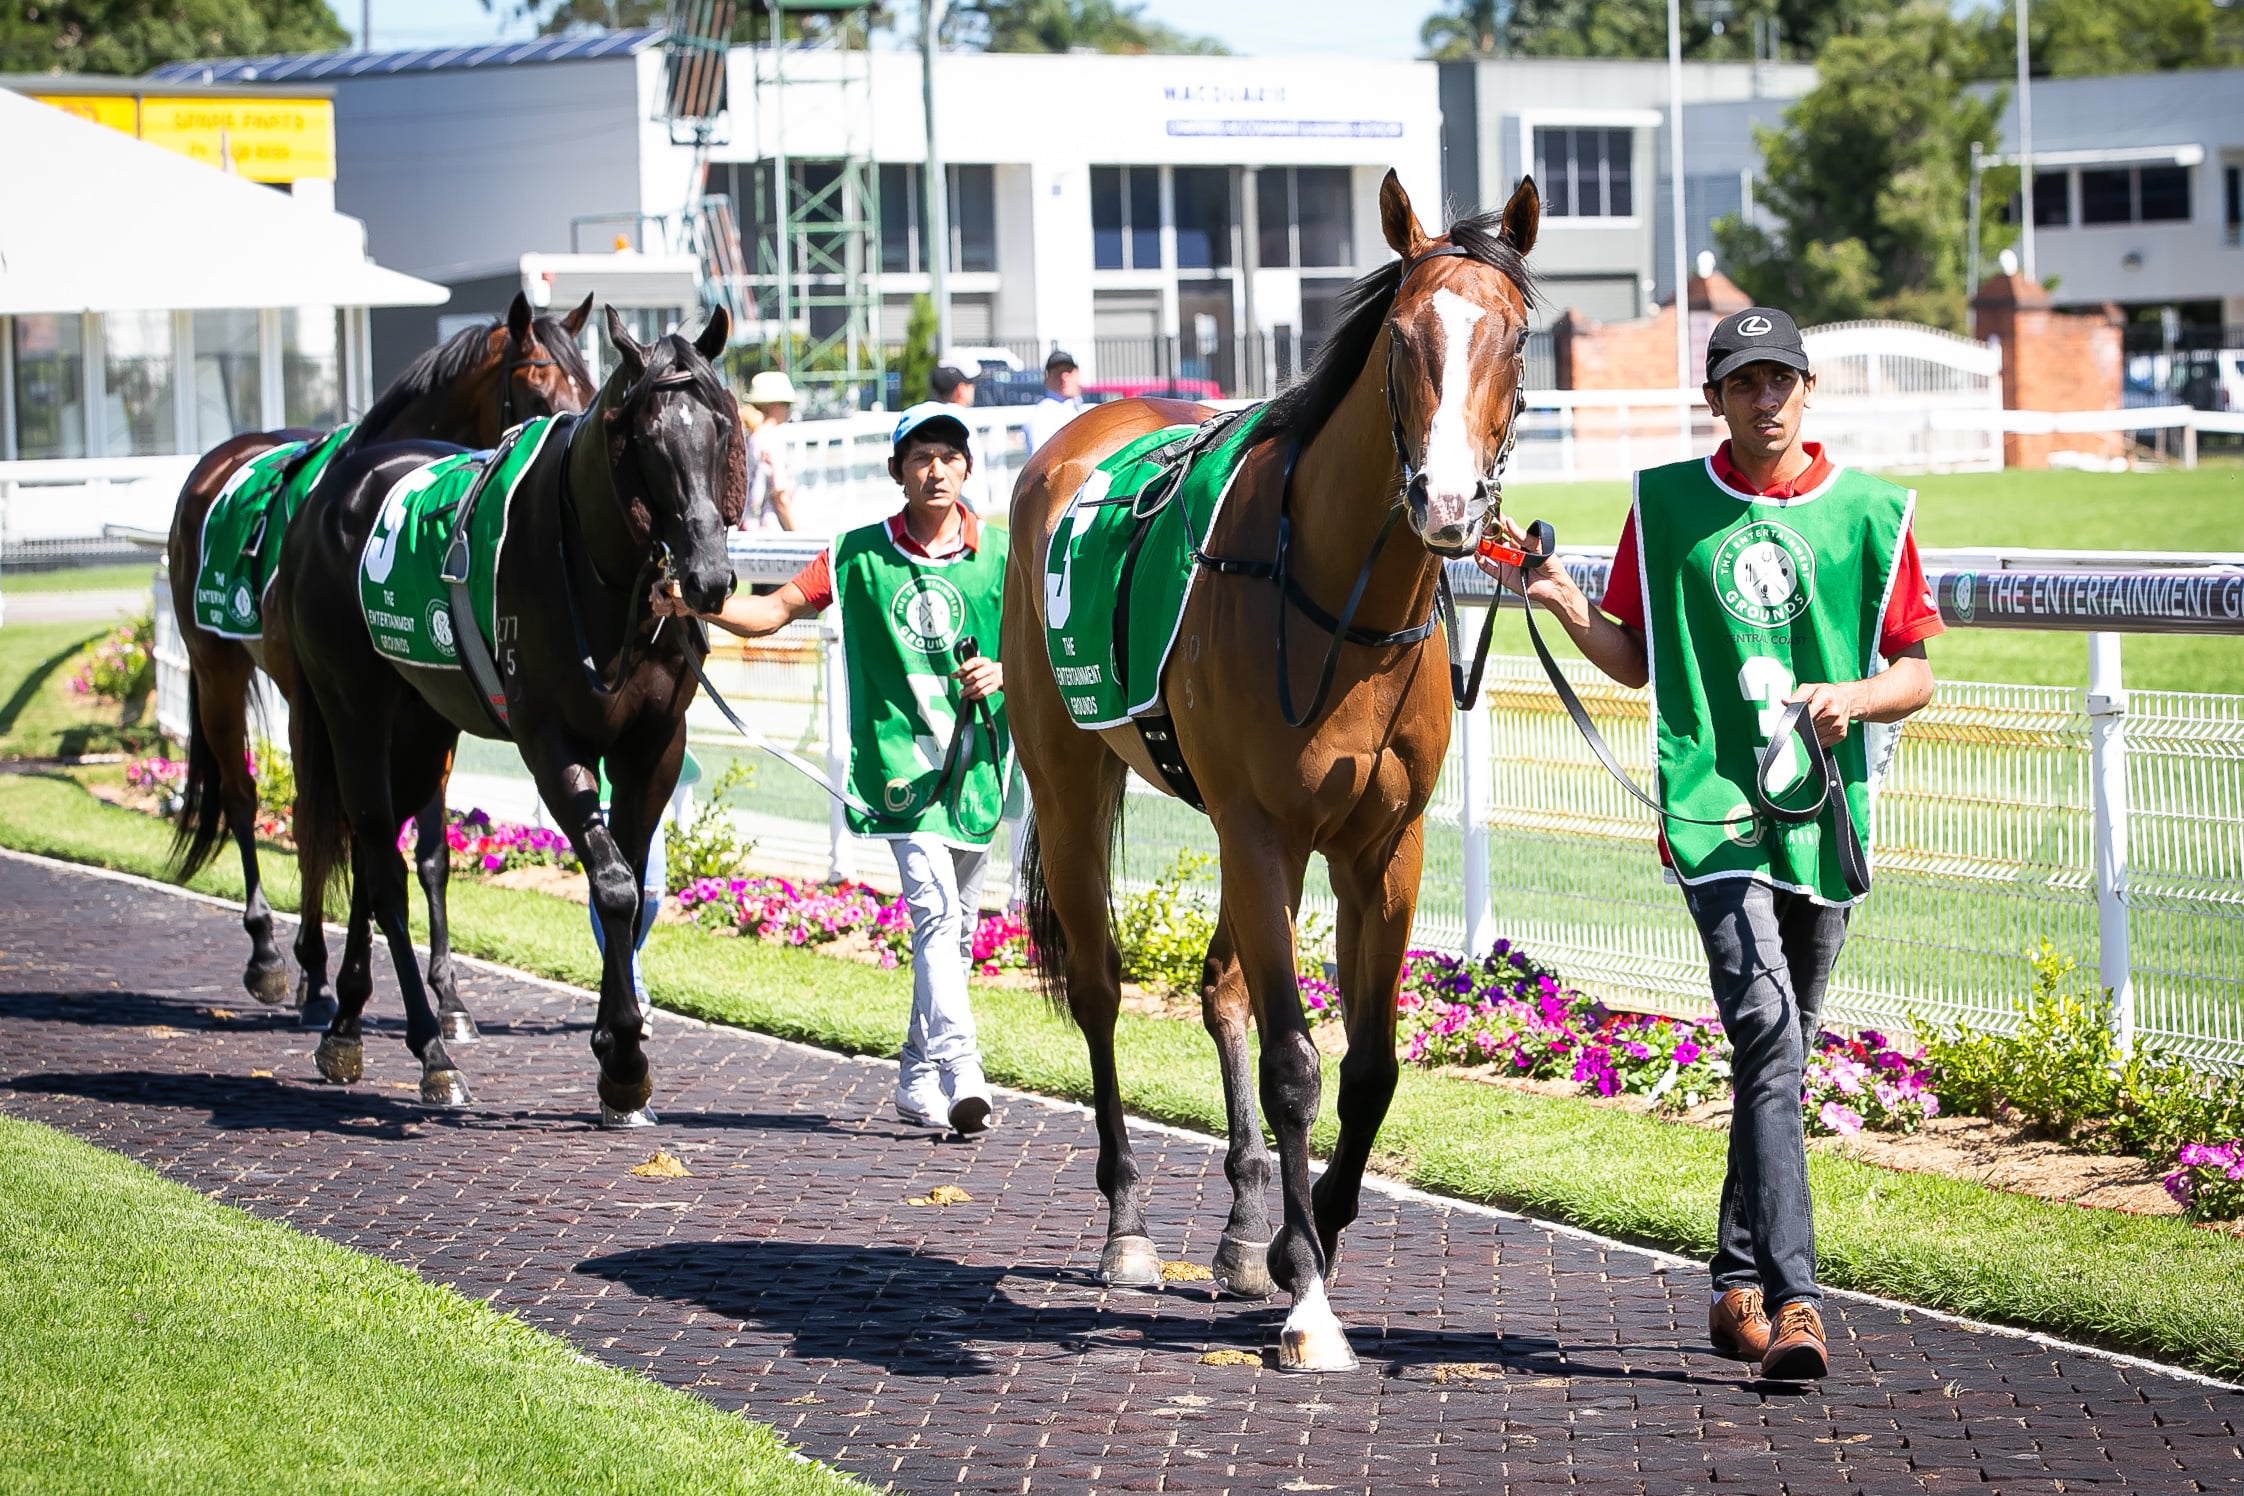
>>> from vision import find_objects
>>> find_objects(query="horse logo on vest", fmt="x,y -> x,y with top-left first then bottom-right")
1713,521 -> 1816,628
890,575 -> 967,657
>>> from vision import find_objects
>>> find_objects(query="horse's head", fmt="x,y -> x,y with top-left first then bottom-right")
599,305 -> 743,615
1378,171 -> 1539,557
490,291 -> 597,437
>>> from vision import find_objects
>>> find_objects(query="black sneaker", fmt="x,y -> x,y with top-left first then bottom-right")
947,1095 -> 994,1136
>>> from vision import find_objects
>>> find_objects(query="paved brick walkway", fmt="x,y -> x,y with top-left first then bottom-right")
0,852 -> 2238,1494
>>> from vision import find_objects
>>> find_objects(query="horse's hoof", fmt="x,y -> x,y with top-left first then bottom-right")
298,993 -> 339,1030
245,961 -> 291,1006
420,1068 -> 473,1107
313,1036 -> 363,1086
1214,1233 -> 1277,1299
1098,1234 -> 1163,1288
597,1070 -> 654,1116
600,1103 -> 660,1129
1277,1283 -> 1358,1374
440,1010 -> 480,1045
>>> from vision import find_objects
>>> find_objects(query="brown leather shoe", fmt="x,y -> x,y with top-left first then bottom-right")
1708,1287 -> 1771,1361
1760,1300 -> 1830,1381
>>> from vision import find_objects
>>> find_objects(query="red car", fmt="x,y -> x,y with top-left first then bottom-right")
1083,377 -> 1224,403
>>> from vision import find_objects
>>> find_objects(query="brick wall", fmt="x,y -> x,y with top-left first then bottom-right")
1969,273 -> 2126,469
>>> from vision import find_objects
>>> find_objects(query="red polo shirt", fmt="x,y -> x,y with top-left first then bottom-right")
1599,442 -> 1943,657
786,506 -> 983,612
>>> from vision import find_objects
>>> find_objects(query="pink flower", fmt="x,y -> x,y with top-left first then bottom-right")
1818,1100 -> 1863,1136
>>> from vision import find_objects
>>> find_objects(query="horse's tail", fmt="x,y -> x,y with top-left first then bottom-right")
288,683 -> 353,897
169,674 -> 230,882
1019,782 -> 1126,1024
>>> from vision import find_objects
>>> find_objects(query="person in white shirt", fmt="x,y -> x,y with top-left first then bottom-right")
740,369 -> 798,531
930,355 -> 996,514
1022,349 -> 1083,455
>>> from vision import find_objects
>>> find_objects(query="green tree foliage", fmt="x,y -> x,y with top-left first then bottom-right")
1960,0 -> 2243,76
896,294 -> 939,407
0,0 -> 345,74
947,0 -> 1226,54
1712,4 -> 2001,331
1418,0 -> 1904,61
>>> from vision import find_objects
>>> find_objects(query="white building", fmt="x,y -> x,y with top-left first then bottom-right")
0,85 -> 443,555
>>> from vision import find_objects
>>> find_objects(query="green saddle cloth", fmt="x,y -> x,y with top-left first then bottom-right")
191,424 -> 356,639
1042,406 -> 1266,729
357,416 -> 559,669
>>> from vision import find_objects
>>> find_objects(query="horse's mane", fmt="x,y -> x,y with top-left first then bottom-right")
606,331 -> 749,529
1257,205 -> 1539,446
345,313 -> 593,452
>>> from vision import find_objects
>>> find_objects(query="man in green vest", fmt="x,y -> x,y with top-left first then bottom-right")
653,402 -> 1011,1137
1481,306 -> 1942,1381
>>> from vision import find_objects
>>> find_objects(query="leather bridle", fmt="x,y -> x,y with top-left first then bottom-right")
497,332 -> 562,431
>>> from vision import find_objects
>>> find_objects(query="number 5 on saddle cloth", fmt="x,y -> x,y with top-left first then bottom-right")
1041,407 -> 1266,810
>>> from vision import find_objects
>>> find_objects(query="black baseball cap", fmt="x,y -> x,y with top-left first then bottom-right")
1044,349 -> 1079,373
1704,306 -> 1810,385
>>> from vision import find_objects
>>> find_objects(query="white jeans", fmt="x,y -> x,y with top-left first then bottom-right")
890,834 -> 990,1107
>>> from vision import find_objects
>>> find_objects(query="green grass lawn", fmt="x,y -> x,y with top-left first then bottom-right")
0,561 -> 160,595
1503,466 -> 2244,692
0,1113 -> 859,1496
3,766 -> 2241,1381
0,621 -> 144,760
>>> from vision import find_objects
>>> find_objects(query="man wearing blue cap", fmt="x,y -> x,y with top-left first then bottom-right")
653,402 -> 1011,1136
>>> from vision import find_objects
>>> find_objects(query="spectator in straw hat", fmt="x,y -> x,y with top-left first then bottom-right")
930,354 -> 994,514
741,369 -> 798,531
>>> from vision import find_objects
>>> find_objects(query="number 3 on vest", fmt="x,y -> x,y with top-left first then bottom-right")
1737,656 -> 1803,794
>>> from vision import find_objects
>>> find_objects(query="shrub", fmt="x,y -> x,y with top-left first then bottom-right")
70,613 -> 154,706
1805,1030 -> 1940,1137
1113,851 -> 1217,996
125,756 -> 186,813
663,763 -> 757,894
2164,1141 -> 2244,1222
401,809 -> 576,876
250,738 -> 295,832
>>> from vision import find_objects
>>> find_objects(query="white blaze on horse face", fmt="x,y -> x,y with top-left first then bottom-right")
1417,288 -> 1490,535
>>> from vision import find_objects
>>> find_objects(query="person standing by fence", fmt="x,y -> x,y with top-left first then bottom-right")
1022,349 -> 1082,455
651,402 -> 1011,1138
931,355 -> 994,515
1480,305 -> 1942,1382
739,370 -> 799,531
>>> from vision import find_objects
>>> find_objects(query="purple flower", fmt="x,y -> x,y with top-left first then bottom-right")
1818,1100 -> 1863,1136
1673,1040 -> 1702,1067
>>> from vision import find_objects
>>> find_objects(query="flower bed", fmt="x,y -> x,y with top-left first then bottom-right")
673,874 -> 1030,976
71,615 -> 154,705
403,809 -> 576,876
2165,1141 -> 2244,1223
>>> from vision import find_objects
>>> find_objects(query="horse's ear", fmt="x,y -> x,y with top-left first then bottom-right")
604,305 -> 647,374
560,293 -> 595,339
506,291 -> 534,346
693,305 -> 730,362
1379,169 -> 1431,260
1500,175 -> 1541,257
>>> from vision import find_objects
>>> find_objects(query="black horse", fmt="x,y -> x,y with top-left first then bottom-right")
167,292 -> 596,1038
277,308 -> 742,1115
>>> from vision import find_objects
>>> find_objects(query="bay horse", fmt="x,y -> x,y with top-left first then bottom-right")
165,293 -> 595,1033
1004,172 -> 1538,1372
278,308 -> 741,1115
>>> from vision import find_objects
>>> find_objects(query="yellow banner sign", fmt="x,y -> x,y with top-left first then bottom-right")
33,93 -> 334,182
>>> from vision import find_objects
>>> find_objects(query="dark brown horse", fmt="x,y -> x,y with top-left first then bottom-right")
1004,173 -> 1538,1371
278,308 -> 741,1114
166,293 -> 595,1032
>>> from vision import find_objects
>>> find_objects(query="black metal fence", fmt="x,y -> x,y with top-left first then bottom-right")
2120,322 -> 2244,413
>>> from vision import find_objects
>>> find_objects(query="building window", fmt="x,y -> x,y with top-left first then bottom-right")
1092,166 -> 1162,271
1534,127 -> 1633,219
101,311 -> 177,456
2079,165 -> 2191,226
283,308 -> 340,429
2227,163 -> 2241,246
878,161 -> 920,273
11,314 -> 85,461
950,164 -> 995,273
1172,166 -> 1232,270
1254,167 -> 1354,270
878,163 -> 996,275
2033,170 -> 2070,227
191,310 -> 261,446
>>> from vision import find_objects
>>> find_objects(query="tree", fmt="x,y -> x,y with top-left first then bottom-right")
1712,4 -> 2003,330
1421,0 -> 1499,59
1961,0 -> 2242,76
0,0 -> 346,74
946,0 -> 1226,54
478,0 -> 863,44
896,293 -> 939,407
1416,0 -> 1906,61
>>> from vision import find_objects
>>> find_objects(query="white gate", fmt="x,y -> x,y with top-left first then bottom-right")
1799,319 -> 2004,474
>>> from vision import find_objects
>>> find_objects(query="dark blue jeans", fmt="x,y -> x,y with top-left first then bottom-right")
1682,876 -> 1850,1312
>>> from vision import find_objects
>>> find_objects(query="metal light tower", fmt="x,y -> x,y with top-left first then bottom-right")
2015,0 -> 2037,282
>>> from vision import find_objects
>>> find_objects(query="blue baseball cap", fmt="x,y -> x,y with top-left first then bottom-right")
891,401 -> 971,454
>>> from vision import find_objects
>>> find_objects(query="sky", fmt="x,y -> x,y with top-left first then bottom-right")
357,0 -> 1430,58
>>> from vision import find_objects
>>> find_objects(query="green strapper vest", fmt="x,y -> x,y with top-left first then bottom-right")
1632,456 -> 1913,906
833,516 -> 1012,848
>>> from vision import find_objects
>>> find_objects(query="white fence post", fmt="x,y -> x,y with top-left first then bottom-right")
820,607 -> 849,884
1458,615 -> 1493,959
2087,630 -> 2134,1051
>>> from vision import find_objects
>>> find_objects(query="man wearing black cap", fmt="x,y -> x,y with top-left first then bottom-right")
1023,348 -> 1083,455
1480,305 -> 1942,1381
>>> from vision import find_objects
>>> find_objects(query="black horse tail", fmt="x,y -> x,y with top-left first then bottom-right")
1019,779 -> 1127,1025
288,683 -> 353,896
169,674 -> 229,882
